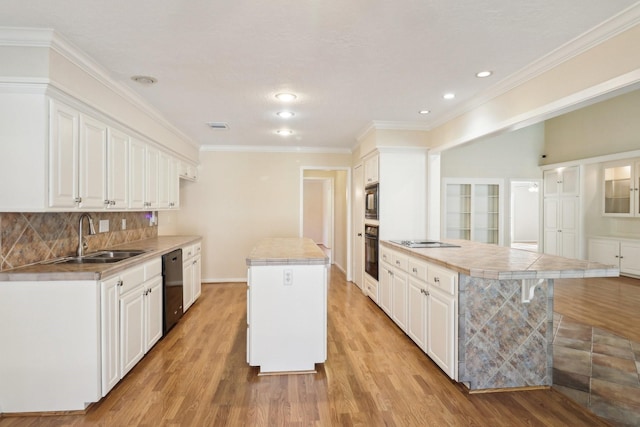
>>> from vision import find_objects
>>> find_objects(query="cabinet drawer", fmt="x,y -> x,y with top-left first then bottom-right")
408,258 -> 428,281
365,279 -> 378,303
144,258 -> 162,280
182,245 -> 194,259
392,252 -> 408,272
380,247 -> 393,265
119,265 -> 145,294
192,242 -> 202,257
427,265 -> 457,295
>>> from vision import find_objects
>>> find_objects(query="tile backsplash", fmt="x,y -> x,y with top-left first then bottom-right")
0,212 -> 158,271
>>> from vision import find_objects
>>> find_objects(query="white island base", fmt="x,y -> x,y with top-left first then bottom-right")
246,238 -> 328,375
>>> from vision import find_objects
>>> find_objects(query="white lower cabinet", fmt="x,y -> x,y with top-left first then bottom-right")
377,245 -> 458,380
114,259 -> 163,379
407,277 -> 427,350
182,241 -> 202,312
588,237 -> 640,277
426,286 -> 457,378
379,262 -> 393,316
364,274 -> 378,302
100,276 -> 121,397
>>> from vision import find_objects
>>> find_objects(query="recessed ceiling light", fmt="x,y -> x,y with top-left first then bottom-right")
419,110 -> 431,115
276,111 -> 295,118
206,122 -> 229,129
275,93 -> 297,102
276,129 -> 293,136
443,93 -> 455,100
131,75 -> 157,85
476,70 -> 493,78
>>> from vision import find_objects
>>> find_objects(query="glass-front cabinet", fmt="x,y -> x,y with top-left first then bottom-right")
443,179 -> 503,245
603,160 -> 640,216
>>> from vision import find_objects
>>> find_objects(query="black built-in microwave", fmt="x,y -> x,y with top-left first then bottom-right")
365,183 -> 378,220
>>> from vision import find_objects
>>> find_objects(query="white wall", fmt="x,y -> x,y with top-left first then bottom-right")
440,124 -> 545,245
511,182 -> 539,242
159,150 -> 352,281
303,180 -> 325,244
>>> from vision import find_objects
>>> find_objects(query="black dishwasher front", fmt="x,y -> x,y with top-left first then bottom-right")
162,249 -> 184,334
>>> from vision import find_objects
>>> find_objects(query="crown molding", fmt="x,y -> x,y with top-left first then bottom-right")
0,27 -> 200,149
355,120 -> 431,142
429,3 -> 640,130
200,144 -> 352,154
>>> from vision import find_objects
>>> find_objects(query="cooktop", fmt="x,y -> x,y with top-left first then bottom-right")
389,240 -> 460,248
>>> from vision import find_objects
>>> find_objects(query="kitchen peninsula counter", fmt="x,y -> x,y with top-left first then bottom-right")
380,239 -> 618,392
0,235 -> 202,282
246,238 -> 329,374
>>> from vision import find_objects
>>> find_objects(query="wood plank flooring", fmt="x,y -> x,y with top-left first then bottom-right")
554,275 -> 640,343
0,267 -> 614,426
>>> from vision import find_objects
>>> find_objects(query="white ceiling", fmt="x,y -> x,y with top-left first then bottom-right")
1,1 -> 639,151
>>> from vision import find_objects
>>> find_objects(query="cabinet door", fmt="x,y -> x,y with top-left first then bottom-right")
391,270 -> 408,332
543,170 -> 561,197
559,198 -> 579,258
168,156 -> 179,208
183,260 -> 194,312
120,287 -> 145,377
100,276 -> 120,396
78,114 -> 108,209
106,128 -> 129,209
193,256 -> 202,301
603,161 -> 632,216
560,166 -> 580,196
426,287 -> 456,379
543,199 -> 559,255
157,151 -> 171,209
378,264 -> 392,315
145,276 -> 163,352
129,139 -> 146,209
49,100 -> 80,208
588,239 -> 619,266
407,278 -> 427,351
364,154 -> 379,185
620,242 -> 640,277
145,146 -> 159,208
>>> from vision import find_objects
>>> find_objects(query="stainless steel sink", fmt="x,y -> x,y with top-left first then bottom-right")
47,249 -> 147,265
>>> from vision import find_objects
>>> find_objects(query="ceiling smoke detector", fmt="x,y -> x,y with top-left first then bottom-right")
206,122 -> 229,129
130,75 -> 157,85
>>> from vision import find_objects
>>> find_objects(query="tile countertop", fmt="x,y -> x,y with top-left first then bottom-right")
246,237 -> 329,266
0,236 -> 202,282
382,239 -> 620,280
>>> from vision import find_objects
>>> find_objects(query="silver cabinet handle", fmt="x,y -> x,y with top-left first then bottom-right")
117,280 -> 123,287
412,267 -> 418,273
434,277 -> 440,283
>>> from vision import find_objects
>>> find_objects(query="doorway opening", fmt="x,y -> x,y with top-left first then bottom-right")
510,180 -> 541,252
300,167 -> 352,280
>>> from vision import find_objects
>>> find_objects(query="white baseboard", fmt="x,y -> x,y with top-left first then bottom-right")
202,277 -> 246,284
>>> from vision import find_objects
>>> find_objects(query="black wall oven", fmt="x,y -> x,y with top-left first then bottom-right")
364,225 -> 379,280
365,183 -> 379,220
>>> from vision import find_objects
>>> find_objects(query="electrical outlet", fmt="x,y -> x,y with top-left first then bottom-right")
99,219 -> 109,233
283,269 -> 293,286
121,219 -> 126,230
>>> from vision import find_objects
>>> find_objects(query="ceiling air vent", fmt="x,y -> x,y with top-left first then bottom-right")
206,122 -> 229,130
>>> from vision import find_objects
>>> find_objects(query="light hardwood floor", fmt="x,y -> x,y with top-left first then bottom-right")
0,267 -> 618,426
554,275 -> 640,343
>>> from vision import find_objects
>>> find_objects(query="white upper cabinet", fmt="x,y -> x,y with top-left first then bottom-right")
602,160 -> 640,217
78,114 -> 108,209
129,138 -> 147,209
364,154 -> 379,185
145,145 -> 159,209
543,166 -> 579,197
49,100 -> 80,208
106,128 -> 129,209
1,96 -> 191,212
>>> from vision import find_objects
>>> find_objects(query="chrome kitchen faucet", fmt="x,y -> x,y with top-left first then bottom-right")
77,213 -> 96,257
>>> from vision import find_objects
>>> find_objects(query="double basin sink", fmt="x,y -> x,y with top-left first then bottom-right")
48,250 -> 147,265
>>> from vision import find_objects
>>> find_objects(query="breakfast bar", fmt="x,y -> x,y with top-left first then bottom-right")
381,239 -> 619,392
246,237 -> 329,374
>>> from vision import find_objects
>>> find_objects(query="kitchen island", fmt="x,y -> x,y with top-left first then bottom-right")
246,237 -> 329,374
380,239 -> 618,392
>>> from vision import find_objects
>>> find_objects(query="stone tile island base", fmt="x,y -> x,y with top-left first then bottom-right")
458,275 -> 553,391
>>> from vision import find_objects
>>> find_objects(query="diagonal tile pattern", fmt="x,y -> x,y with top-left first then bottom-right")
553,314 -> 640,426
0,211 -> 158,271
